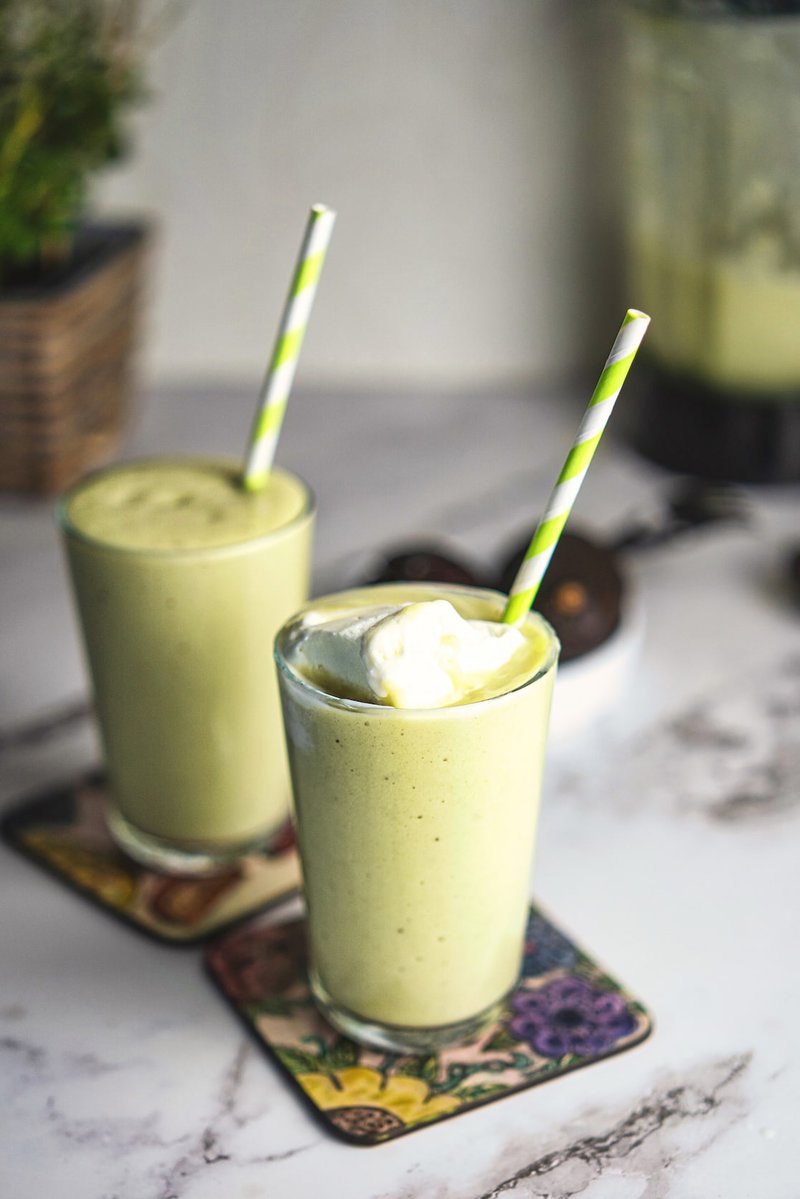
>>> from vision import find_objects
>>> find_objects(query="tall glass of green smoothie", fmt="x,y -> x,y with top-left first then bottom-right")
275,582 -> 558,1053
58,456 -> 314,874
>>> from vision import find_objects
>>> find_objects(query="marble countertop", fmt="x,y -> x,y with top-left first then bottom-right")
1,382 -> 798,1199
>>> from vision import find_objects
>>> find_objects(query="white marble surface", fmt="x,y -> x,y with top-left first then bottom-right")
1,383 -> 799,1198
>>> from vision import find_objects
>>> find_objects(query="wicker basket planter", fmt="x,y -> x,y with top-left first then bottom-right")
0,222 -> 150,495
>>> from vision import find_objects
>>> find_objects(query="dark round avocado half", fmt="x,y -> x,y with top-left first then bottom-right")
495,530 -> 625,663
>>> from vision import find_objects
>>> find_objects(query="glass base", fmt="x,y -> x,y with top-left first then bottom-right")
309,967 -> 505,1054
106,806 -> 272,876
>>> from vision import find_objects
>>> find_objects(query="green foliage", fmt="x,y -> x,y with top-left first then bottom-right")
451,1083 -> 508,1103
395,1054 -> 440,1085
273,1046 -> 323,1077
482,1026 -> 519,1053
0,0 -> 145,279
322,1038 -> 360,1071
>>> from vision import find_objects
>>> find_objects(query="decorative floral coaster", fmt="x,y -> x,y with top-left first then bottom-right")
205,906 -> 653,1145
1,774 -> 301,944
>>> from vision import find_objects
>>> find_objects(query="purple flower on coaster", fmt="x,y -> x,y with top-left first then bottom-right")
522,913 -> 579,977
508,976 -> 637,1060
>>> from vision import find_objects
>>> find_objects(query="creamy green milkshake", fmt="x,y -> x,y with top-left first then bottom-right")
59,457 -> 313,873
275,583 -> 558,1052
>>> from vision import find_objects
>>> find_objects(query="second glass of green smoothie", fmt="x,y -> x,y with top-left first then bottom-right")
58,456 -> 314,875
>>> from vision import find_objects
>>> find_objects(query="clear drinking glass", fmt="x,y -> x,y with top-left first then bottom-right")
58,457 -> 314,875
275,583 -> 559,1054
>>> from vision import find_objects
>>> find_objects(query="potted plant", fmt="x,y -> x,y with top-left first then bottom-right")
0,0 -> 151,494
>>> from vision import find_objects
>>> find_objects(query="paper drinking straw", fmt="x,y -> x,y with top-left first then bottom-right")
242,204 -> 337,491
502,308 -> 651,626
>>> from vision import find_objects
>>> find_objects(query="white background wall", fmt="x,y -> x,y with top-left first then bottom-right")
95,1 -> 624,388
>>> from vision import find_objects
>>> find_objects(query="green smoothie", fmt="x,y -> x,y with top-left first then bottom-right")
631,232 -> 800,391
275,583 -> 558,1051
59,457 -> 313,872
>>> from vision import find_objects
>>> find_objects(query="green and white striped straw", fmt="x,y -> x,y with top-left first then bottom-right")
502,308 -> 651,626
243,204 -> 336,491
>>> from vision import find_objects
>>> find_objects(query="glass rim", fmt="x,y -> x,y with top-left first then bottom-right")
273,581 -> 560,717
55,456 -> 315,559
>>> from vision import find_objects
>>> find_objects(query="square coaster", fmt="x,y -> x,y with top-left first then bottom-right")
1,774 -> 301,944
205,906 -> 653,1145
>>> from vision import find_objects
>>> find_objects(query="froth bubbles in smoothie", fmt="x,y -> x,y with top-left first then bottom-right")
60,458 -> 313,870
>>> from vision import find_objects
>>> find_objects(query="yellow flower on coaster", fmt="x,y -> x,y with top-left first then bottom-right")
297,1066 -> 460,1139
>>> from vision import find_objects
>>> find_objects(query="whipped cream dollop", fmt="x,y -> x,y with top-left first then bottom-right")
292,599 -> 529,709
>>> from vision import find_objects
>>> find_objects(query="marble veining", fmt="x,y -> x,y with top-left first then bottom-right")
1,1018 -> 318,1197
471,1055 -> 751,1199
1,1029 -> 183,1172
552,650 -> 800,829
667,658 -> 800,825
1,1031 -> 140,1083
155,1042 -> 315,1199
